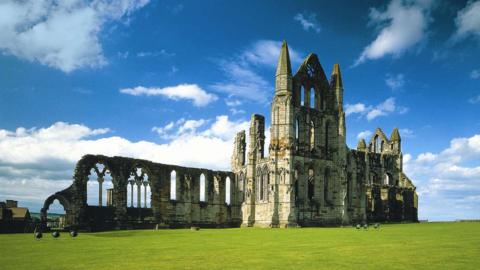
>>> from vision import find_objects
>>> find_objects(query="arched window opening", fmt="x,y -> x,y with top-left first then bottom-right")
295,118 -> 300,141
370,172 -> 378,185
300,85 -> 305,106
308,168 -> 314,201
225,177 -> 231,205
310,120 -> 315,151
381,140 -> 385,153
145,183 -> 151,208
384,173 -> 390,186
170,170 -> 176,200
87,163 -> 111,207
132,181 -> 139,207
46,199 -> 66,230
324,168 -> 330,204
127,181 -> 134,207
310,88 -> 315,109
200,173 -> 206,202
374,136 -> 382,153
128,167 -> 150,208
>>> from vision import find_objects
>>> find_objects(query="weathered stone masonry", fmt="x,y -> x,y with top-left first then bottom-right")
42,41 -> 417,230
41,155 -> 241,230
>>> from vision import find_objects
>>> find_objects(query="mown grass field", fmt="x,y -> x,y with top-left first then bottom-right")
1,222 -> 479,270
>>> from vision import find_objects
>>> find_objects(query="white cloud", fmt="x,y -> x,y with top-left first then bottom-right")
452,1 -> 480,41
0,118 -> 250,211
211,61 -> 271,103
404,133 -> 480,220
225,99 -> 242,107
357,130 -> 373,140
211,40 -> 302,103
367,98 -> 396,120
354,0 -> 432,66
225,99 -> 245,115
399,128 -> 414,138
345,103 -> 369,116
0,0 -> 150,72
469,95 -> 480,104
136,50 -> 175,58
294,13 -> 321,33
119,84 -> 218,107
471,69 -> 480,79
240,40 -> 303,67
385,73 -> 405,90
346,97 -> 407,121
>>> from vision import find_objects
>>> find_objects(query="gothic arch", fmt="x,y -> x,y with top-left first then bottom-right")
40,194 -> 72,223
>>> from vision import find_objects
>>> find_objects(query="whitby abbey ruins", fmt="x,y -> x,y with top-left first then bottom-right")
42,42 -> 418,230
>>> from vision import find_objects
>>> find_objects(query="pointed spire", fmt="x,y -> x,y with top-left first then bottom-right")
390,128 -> 401,141
276,40 -> 292,77
357,139 -> 367,151
330,63 -> 343,89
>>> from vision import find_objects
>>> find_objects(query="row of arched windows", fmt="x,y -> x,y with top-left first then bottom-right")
255,168 -> 270,201
294,119 -> 330,153
87,163 -> 114,207
127,167 -> 151,208
86,163 -> 232,208
169,171 -> 231,205
299,85 -> 325,110
292,168 -> 331,205
87,163 -> 152,208
369,172 -> 395,186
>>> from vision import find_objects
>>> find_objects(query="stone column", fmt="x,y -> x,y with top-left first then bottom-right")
98,177 -> 104,206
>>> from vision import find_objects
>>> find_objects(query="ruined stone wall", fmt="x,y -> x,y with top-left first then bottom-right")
43,42 -> 418,230
42,154 -> 241,231
351,148 -> 418,223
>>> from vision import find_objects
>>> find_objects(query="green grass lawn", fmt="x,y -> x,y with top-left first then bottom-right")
1,222 -> 479,270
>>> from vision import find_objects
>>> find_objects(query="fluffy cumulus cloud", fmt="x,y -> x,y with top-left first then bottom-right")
354,0 -> 433,66
211,40 -> 302,103
345,97 -> 408,121
0,117 -> 250,211
119,84 -> 218,107
404,133 -> 480,220
0,0 -> 150,72
294,12 -> 321,33
452,0 -> 480,41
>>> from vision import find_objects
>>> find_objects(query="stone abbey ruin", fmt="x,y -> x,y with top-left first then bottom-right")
42,41 -> 418,230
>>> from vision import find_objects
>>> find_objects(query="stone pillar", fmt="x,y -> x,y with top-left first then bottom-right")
98,177 -> 104,206
106,188 -> 114,207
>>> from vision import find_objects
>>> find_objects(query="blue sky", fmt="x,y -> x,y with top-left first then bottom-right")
0,0 -> 479,220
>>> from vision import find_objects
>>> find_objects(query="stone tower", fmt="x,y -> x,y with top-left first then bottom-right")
234,41 -> 358,227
